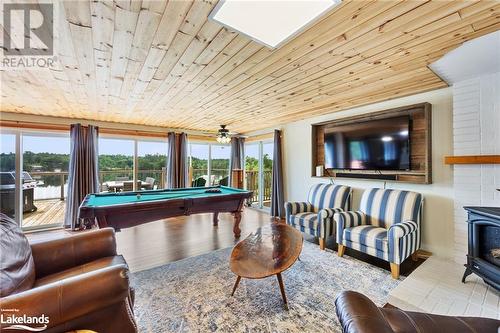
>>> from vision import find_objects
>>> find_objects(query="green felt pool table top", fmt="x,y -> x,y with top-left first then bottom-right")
84,186 -> 251,207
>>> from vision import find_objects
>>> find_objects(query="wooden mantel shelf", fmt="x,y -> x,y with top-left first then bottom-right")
444,155 -> 500,165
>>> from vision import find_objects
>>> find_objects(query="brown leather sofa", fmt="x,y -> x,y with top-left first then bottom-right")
0,226 -> 137,333
335,291 -> 500,333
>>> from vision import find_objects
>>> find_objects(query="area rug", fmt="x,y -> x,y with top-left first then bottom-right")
131,241 -> 400,332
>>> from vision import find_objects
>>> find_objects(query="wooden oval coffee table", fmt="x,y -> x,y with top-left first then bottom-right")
229,223 -> 303,310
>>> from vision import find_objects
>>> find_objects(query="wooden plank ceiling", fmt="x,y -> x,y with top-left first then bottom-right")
1,0 -> 499,134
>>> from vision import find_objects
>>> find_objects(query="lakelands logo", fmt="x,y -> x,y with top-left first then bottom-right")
1,1 -> 57,69
1,309 -> 49,331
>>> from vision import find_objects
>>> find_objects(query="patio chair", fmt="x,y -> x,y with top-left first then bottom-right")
145,177 -> 155,190
101,183 -> 109,192
219,176 -> 229,186
192,177 -> 206,187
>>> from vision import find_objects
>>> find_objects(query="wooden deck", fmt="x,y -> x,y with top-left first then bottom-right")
23,199 -> 65,228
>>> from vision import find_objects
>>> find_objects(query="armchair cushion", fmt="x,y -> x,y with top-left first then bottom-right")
344,225 -> 387,252
0,213 -> 35,297
288,212 -> 319,234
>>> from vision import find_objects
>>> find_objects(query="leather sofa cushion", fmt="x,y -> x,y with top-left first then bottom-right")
0,213 -> 35,297
34,255 -> 127,287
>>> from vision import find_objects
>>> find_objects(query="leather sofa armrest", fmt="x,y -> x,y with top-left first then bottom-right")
0,264 -> 130,330
30,228 -> 117,279
335,291 -> 394,333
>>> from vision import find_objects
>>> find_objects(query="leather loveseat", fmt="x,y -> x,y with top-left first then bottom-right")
0,213 -> 137,333
335,291 -> 499,333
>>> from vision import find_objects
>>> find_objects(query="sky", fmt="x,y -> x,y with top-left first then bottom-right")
1,133 -> 271,159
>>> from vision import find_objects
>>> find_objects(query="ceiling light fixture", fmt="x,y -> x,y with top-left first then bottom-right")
209,0 -> 341,49
216,125 -> 231,144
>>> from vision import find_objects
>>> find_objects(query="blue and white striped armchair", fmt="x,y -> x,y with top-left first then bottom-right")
334,188 -> 423,279
285,184 -> 352,250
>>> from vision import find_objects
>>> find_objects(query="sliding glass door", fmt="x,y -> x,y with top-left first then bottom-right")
99,138 -> 134,192
137,140 -> 168,190
0,133 -> 17,220
22,133 -> 70,229
188,143 -> 230,187
245,140 -> 273,209
210,145 -> 230,186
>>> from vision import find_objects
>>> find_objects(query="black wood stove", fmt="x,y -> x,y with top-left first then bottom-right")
462,207 -> 500,291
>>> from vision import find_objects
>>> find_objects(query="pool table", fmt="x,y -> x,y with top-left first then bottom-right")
78,186 -> 253,238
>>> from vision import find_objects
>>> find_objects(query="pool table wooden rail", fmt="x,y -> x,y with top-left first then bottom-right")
78,187 -> 253,238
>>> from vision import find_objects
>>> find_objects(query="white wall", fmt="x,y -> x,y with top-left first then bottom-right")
452,72 -> 500,263
282,88 -> 455,258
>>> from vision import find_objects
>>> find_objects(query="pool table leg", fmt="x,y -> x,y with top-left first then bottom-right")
213,212 -> 219,226
232,211 -> 242,238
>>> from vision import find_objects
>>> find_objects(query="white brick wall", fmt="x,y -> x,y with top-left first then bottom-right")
452,72 -> 500,263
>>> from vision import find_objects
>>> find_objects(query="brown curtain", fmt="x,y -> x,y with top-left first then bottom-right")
270,130 -> 285,218
167,132 -> 188,188
64,124 -> 99,229
229,137 -> 245,186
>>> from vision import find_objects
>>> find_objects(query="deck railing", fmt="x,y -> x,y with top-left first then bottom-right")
29,168 -> 273,203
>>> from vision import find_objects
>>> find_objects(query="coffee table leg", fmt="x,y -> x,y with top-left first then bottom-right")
231,276 -> 241,296
276,273 -> 289,310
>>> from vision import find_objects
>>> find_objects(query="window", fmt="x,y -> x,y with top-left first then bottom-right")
188,143 -> 231,187
245,140 -> 274,209
189,143 -> 209,187
244,143 -> 259,205
98,138 -> 134,192
22,133 -> 70,229
0,133 -> 16,219
137,140 -> 167,190
210,145 -> 230,186
262,142 -> 274,208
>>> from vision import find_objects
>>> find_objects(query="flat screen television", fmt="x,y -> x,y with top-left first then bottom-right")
324,116 -> 410,170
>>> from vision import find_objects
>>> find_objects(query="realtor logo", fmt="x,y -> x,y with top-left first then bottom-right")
1,1 -> 57,69
1,308 -> 49,332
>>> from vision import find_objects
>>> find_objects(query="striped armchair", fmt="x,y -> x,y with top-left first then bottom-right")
285,183 -> 352,250
334,188 -> 423,279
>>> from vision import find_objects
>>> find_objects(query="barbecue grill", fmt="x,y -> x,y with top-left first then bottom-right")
0,171 -> 38,216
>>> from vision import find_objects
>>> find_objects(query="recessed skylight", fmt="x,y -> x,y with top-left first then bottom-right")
209,0 -> 341,49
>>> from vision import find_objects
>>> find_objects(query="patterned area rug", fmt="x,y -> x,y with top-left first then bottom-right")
131,241 -> 400,332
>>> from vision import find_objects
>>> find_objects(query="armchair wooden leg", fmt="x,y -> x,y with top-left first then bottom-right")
390,263 -> 400,279
337,244 -> 345,257
319,238 -> 325,250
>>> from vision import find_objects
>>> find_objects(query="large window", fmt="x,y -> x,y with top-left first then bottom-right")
189,143 -> 209,187
262,142 -> 274,208
245,140 -> 273,209
210,145 -> 230,186
188,143 -> 231,187
245,143 -> 259,204
1,133 -> 16,219
138,140 -> 167,190
99,138 -> 134,191
22,134 -> 70,228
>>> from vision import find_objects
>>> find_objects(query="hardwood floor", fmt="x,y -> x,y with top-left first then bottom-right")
27,207 -> 423,274
27,208 -> 272,272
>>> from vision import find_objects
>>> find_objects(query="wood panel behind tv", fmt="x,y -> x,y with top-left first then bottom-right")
312,103 -> 432,184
